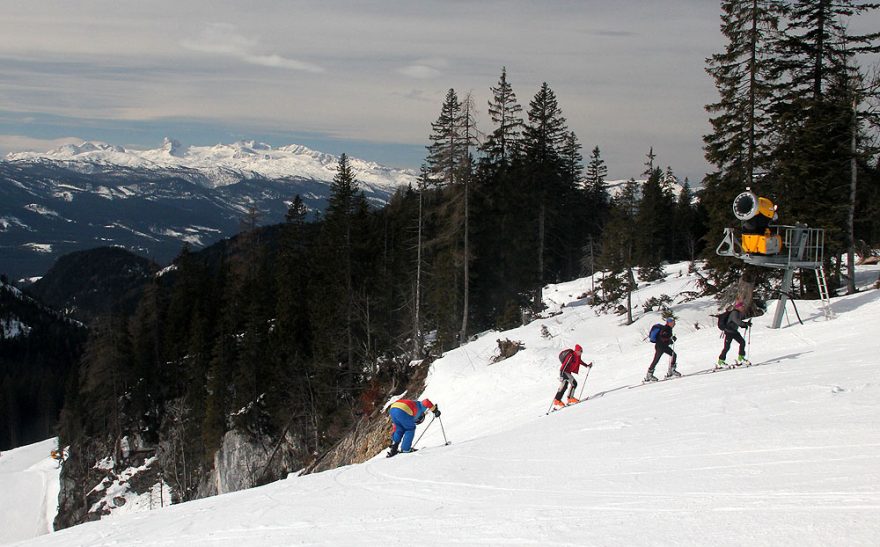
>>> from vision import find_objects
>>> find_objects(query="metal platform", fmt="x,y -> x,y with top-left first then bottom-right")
716,225 -> 833,328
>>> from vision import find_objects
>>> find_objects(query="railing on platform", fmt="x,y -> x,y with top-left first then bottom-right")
716,224 -> 832,328
717,225 -> 824,269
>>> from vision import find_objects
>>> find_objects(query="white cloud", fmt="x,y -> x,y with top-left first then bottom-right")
181,23 -> 324,73
398,65 -> 442,79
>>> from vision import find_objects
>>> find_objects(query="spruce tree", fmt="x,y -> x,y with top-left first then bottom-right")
771,0 -> 879,290
635,167 -> 675,281
585,146 -> 609,209
482,67 -> 524,168
473,73 -> 533,328
312,153 -> 363,375
598,179 -> 639,323
522,82 -> 569,307
703,0 -> 786,281
426,89 -> 463,187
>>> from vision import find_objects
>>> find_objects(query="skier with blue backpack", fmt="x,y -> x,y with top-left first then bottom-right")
645,317 -> 679,382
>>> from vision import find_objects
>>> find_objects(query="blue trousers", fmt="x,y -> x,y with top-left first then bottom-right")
389,408 -> 418,452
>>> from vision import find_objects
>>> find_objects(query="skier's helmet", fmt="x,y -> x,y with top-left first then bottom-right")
574,344 -> 583,354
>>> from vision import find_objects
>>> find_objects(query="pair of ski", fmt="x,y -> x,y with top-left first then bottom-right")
678,359 -> 763,379
629,373 -> 682,388
386,448 -> 417,458
545,398 -> 588,415
386,440 -> 452,458
712,360 -> 752,371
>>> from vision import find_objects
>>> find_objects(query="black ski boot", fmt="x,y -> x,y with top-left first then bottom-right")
387,443 -> 399,458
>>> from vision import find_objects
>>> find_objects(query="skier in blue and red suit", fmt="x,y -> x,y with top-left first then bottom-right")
387,398 -> 440,456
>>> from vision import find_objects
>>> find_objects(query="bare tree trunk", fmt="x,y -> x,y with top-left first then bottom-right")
345,222 -> 354,371
847,93 -> 858,294
626,267 -> 634,325
413,180 -> 423,358
460,177 -> 469,343
535,201 -> 545,310
737,267 -> 758,314
459,93 -> 477,345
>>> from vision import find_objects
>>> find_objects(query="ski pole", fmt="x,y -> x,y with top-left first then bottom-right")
747,322 -> 751,358
412,415 -> 435,449
576,362 -> 593,400
546,376 -> 566,413
438,416 -> 450,445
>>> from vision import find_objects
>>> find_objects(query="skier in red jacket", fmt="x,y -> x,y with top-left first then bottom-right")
552,344 -> 592,410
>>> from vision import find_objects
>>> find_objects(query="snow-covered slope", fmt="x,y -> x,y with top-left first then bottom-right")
8,262 -> 880,546
6,139 -> 416,192
0,439 -> 61,545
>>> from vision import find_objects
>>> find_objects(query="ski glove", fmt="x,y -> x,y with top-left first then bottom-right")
743,321 -> 752,329
416,414 -> 425,425
432,406 -> 441,418
672,336 -> 677,342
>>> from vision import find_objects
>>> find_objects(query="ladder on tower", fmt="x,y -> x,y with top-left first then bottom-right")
815,266 -> 835,320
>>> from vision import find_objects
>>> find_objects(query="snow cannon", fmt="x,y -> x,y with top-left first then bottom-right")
732,190 -> 781,255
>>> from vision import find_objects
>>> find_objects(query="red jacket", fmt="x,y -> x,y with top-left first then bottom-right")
560,350 -> 587,374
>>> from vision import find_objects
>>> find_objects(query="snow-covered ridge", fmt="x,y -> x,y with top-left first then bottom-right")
6,138 -> 417,191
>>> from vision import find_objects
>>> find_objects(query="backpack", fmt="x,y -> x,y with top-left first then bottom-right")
717,309 -> 733,331
648,324 -> 663,343
558,349 -> 573,364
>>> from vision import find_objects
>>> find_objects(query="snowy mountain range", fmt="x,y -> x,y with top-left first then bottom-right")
0,140 -> 417,279
3,261 -> 879,545
6,138 -> 417,192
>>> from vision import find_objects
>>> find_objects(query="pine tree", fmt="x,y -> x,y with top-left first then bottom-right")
423,89 -> 479,345
473,73 -> 534,329
703,0 -> 786,281
585,146 -> 609,209
581,146 -> 611,275
706,0 -> 785,183
771,0 -> 879,290
426,89 -> 463,187
673,180 -> 702,261
482,67 -> 524,168
557,131 -> 588,278
78,315 -> 133,439
458,92 -> 480,343
635,167 -> 675,281
314,153 -> 363,373
560,131 -> 584,190
522,82 -> 569,307
285,194 -> 308,224
598,179 -> 639,323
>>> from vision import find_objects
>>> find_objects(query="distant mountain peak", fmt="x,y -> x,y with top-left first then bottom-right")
161,137 -> 184,157
6,139 -> 416,191
1,139 -> 417,279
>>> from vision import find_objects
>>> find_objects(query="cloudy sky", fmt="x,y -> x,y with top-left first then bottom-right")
0,1 -> 875,183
